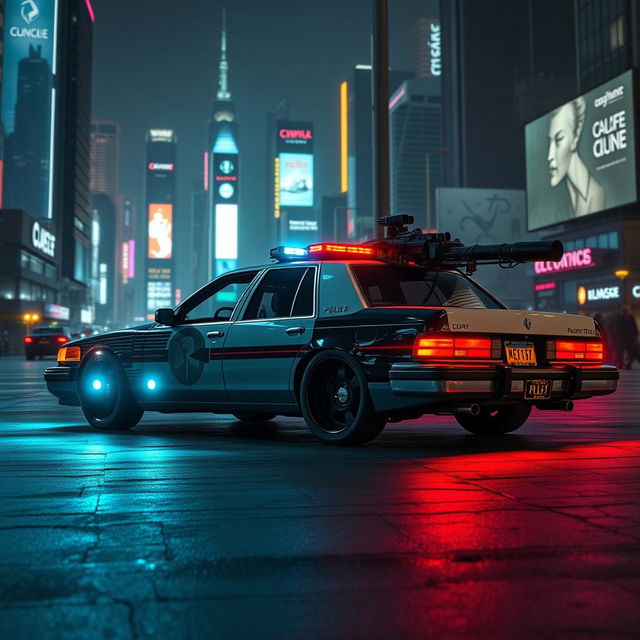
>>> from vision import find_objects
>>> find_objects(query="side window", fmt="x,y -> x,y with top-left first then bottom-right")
291,268 -> 316,317
181,271 -> 259,323
243,268 -> 308,320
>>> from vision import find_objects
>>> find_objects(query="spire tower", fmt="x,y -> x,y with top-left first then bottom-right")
212,4 -> 235,122
217,5 -> 231,101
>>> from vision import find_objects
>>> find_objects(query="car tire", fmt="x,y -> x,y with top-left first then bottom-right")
78,348 -> 143,431
232,412 -> 277,422
300,349 -> 386,445
455,404 -> 531,435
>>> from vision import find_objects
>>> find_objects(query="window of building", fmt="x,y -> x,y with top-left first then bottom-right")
29,255 -> 44,275
0,278 -> 16,300
44,264 -> 58,280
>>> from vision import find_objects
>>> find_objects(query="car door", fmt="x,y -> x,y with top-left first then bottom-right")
223,266 -> 317,405
143,270 -> 260,405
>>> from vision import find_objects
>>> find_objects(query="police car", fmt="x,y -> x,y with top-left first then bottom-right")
44,217 -> 618,444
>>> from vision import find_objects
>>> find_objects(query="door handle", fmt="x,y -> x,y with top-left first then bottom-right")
286,326 -> 305,336
207,330 -> 225,339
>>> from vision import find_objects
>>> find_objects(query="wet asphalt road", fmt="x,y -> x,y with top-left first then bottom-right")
1,355 -> 639,639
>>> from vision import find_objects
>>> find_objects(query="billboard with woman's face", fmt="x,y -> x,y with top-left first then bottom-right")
526,70 -> 637,231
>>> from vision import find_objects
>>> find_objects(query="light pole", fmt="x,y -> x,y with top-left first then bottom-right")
426,148 -> 450,229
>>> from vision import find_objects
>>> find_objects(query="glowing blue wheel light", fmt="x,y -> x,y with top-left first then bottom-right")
147,379 -> 157,391
92,379 -> 103,391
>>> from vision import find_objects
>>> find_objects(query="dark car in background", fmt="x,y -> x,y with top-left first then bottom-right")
25,326 -> 71,360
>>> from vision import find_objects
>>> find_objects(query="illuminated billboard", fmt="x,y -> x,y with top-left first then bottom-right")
276,121 -> 314,209
526,70 -> 637,231
280,153 -> 314,207
1,0 -> 59,218
148,204 -> 173,260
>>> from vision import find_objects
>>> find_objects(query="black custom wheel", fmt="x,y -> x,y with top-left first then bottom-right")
300,350 -> 386,445
232,412 -> 277,422
455,404 -> 531,435
78,349 -> 143,431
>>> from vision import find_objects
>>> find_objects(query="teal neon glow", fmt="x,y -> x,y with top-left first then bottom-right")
147,379 -> 157,390
92,379 -> 103,391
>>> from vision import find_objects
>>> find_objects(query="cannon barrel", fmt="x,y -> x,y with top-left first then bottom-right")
439,240 -> 564,264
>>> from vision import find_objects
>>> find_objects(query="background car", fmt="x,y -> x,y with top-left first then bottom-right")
24,326 -> 71,360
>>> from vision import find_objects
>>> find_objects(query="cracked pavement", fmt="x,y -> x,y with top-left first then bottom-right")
1,356 -> 639,638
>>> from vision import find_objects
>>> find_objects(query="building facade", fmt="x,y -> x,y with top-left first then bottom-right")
0,0 -> 94,336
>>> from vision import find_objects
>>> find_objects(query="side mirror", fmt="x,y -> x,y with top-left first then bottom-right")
214,306 -> 234,321
155,308 -> 175,326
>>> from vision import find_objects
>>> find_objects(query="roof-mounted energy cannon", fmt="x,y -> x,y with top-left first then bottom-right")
368,215 -> 564,274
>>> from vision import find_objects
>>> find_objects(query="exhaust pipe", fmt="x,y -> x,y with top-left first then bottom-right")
536,400 -> 574,412
452,404 -> 481,417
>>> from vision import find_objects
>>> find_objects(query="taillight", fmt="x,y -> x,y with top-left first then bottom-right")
24,336 -> 33,344
413,335 -> 492,359
56,336 -> 69,344
555,340 -> 603,361
57,346 -> 81,362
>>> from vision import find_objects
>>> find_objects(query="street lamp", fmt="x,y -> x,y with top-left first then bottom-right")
426,148 -> 450,229
23,313 -> 40,335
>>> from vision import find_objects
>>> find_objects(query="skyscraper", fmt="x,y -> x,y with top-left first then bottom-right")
208,5 -> 239,280
341,66 -> 412,240
389,79 -> 443,227
55,0 -> 94,325
90,120 -> 120,201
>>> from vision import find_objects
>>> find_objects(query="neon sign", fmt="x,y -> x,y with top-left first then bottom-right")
535,248 -> 594,274
279,128 -> 313,140
534,282 -> 556,292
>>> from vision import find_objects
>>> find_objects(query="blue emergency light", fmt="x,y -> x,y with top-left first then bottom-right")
270,246 -> 309,261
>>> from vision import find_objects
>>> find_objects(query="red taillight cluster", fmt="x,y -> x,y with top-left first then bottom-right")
24,336 -> 33,344
308,243 -> 375,257
555,340 -> 603,361
56,336 -> 69,344
413,335 -> 492,359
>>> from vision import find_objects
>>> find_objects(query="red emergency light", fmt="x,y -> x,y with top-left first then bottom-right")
307,243 -> 375,257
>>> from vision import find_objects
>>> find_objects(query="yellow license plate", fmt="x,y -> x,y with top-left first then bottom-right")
505,341 -> 537,366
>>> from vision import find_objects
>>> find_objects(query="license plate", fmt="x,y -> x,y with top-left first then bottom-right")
505,341 -> 537,366
524,379 -> 551,400
38,339 -> 49,344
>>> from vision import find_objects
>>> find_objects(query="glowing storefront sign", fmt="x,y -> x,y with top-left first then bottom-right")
31,221 -> 56,257
148,162 -> 174,171
632,285 -> 640,299
273,157 -> 281,219
578,284 -> 620,304
148,204 -> 173,260
279,128 -> 313,141
535,248 -> 594,274
534,282 -> 557,292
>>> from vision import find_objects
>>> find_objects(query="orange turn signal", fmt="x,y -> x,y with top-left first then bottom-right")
57,346 -> 81,362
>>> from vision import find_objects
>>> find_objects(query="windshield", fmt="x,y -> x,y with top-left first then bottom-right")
350,265 -> 503,309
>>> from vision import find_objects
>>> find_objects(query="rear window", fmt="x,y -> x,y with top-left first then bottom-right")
32,327 -> 66,335
350,265 -> 503,309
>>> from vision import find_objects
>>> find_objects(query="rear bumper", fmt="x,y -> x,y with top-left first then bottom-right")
369,362 -> 618,413
44,365 -> 80,406
389,363 -> 618,399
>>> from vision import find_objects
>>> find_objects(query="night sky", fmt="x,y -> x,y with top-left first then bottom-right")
91,0 -> 437,285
